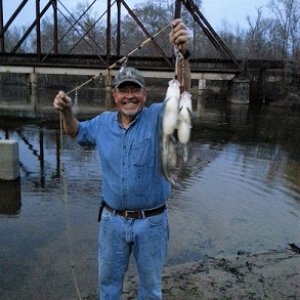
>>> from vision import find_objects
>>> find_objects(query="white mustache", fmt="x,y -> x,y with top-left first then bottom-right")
122,99 -> 138,104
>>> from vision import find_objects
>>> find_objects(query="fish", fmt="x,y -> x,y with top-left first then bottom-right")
177,91 -> 192,162
161,134 -> 178,185
161,81 -> 192,184
161,79 -> 181,185
162,79 -> 181,135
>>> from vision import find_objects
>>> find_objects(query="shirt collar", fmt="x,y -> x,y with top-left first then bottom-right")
116,108 -> 144,129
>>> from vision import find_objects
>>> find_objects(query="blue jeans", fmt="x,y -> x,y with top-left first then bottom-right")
98,207 -> 169,300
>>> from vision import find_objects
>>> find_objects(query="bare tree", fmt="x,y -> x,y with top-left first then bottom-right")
268,0 -> 300,58
111,2 -> 171,57
246,8 -> 272,58
5,25 -> 30,53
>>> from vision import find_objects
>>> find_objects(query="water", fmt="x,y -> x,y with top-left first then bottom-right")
0,88 -> 300,299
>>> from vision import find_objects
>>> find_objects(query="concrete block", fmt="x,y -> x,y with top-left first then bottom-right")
227,77 -> 250,104
0,140 -> 20,180
198,79 -> 206,90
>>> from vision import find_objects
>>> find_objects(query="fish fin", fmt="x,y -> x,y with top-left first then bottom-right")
182,144 -> 189,163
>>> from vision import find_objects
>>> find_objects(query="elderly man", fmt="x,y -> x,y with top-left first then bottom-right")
53,18 -> 191,300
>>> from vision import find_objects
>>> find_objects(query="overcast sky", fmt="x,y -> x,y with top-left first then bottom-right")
4,0 -> 270,31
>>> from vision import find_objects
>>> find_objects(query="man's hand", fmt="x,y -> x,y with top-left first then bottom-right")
169,18 -> 190,51
53,90 -> 72,113
53,90 -> 79,137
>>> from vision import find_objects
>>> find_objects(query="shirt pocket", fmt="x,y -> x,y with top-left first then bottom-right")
131,138 -> 154,167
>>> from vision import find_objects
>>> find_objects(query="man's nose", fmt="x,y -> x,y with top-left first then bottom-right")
125,90 -> 134,97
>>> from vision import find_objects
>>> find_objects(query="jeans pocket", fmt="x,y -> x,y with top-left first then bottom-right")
146,211 -> 168,227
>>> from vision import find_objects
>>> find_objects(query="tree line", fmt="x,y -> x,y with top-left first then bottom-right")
4,0 -> 300,62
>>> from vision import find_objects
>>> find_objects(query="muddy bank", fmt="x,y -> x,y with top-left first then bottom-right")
83,247 -> 299,299
121,247 -> 300,300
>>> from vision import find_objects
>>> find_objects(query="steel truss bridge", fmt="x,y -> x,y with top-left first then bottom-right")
0,0 -> 296,85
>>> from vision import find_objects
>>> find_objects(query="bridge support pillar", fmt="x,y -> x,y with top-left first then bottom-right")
0,140 -> 20,180
28,72 -> 38,111
29,72 -> 38,95
104,75 -> 112,92
198,79 -> 206,95
227,77 -> 250,104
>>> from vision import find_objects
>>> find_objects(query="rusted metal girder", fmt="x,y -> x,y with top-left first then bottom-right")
0,0 -> 29,40
116,0 -> 121,56
53,0 -> 58,54
181,0 -> 240,67
0,0 -> 239,70
0,0 -> 30,53
36,0 -> 41,61
10,1 -> 52,55
174,0 -> 181,19
0,0 -> 4,52
56,0 -> 106,64
120,0 -> 173,67
106,0 -> 111,65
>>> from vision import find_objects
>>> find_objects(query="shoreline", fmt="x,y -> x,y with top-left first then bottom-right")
121,247 -> 300,300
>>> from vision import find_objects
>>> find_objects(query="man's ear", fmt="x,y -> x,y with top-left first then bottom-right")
112,91 -> 117,103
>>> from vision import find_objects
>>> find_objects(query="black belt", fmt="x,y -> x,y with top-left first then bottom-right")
103,203 -> 166,219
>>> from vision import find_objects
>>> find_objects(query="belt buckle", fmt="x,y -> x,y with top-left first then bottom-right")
124,210 -> 136,218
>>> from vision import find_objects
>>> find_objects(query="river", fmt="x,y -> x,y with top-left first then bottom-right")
0,87 -> 299,299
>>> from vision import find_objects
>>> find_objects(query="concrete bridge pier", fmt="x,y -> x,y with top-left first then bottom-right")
28,72 -> 39,111
104,75 -> 112,92
198,79 -> 206,95
195,95 -> 203,117
28,72 -> 38,95
30,92 -> 38,112
196,79 -> 206,117
227,77 -> 250,104
0,140 -> 20,180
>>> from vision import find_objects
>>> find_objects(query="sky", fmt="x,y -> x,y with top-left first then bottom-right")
201,0 -> 270,30
3,0 -> 271,31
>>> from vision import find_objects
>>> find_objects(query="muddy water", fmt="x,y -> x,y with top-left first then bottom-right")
0,89 -> 300,299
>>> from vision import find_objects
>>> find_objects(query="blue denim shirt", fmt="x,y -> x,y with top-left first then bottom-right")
77,103 -> 171,210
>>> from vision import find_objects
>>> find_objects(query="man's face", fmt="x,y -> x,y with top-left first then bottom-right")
112,82 -> 147,117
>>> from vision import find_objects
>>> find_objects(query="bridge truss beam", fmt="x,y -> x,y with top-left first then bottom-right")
0,0 -> 239,70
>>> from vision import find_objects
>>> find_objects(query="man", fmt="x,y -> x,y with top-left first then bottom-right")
53,18 -> 191,300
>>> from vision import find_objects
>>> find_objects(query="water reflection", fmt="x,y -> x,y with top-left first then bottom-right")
0,87 -> 300,299
0,178 -> 21,215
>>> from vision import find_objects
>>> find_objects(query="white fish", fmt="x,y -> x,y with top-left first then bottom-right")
161,134 -> 177,186
177,91 -> 192,162
161,79 -> 181,185
162,79 -> 180,135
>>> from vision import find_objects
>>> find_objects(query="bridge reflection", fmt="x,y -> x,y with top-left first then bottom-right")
0,86 -> 206,118
0,87 -> 116,119
0,86 -> 204,217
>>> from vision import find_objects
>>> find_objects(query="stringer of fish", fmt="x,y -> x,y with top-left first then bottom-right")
161,80 -> 193,185
177,91 -> 192,162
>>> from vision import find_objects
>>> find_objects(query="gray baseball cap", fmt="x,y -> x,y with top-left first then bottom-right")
113,67 -> 145,88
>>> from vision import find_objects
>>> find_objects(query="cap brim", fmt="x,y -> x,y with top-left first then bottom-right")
115,79 -> 144,88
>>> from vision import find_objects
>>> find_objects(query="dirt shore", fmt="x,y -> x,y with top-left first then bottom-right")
120,247 -> 300,300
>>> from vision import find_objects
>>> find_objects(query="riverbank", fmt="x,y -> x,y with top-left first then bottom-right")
121,247 -> 299,300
